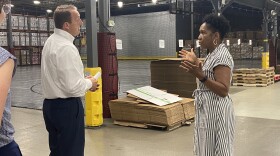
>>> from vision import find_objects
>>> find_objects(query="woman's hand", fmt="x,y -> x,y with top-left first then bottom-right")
179,60 -> 205,80
179,48 -> 199,66
179,48 -> 205,79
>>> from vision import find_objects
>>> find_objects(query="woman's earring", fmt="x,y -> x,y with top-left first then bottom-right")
213,39 -> 218,46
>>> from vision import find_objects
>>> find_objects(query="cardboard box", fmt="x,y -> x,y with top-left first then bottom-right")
12,32 -> 20,46
240,43 -> 252,59
246,31 -> 255,39
109,97 -> 195,126
49,19 -> 55,31
38,18 -> 48,31
150,59 -> 197,98
0,18 -> 7,29
185,40 -> 194,49
180,98 -> 195,120
236,31 -> 245,39
11,16 -> 19,29
255,31 -> 264,40
226,32 -> 236,38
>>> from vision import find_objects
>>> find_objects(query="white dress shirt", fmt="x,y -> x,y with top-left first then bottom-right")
41,28 -> 92,99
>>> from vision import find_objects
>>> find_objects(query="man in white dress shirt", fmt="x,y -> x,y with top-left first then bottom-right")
41,5 -> 98,156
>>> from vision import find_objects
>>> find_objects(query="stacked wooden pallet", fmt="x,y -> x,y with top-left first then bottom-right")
233,67 -> 275,87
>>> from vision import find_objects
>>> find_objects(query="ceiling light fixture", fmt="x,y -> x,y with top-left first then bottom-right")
271,10 -> 277,16
152,0 -> 157,4
118,1 -> 123,8
46,9 -> 52,13
33,1 -> 41,5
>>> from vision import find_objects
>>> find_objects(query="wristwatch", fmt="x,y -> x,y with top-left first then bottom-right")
199,75 -> 208,83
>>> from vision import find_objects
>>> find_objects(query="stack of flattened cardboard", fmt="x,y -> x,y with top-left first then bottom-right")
109,96 -> 195,128
150,58 -> 197,98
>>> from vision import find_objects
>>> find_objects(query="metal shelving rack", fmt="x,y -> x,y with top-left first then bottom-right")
0,14 -> 54,66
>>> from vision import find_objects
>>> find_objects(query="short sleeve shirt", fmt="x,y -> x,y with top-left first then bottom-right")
0,47 -> 16,147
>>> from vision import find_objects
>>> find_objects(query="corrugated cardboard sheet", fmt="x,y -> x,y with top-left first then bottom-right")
150,59 -> 197,98
109,97 -> 195,126
126,86 -> 182,106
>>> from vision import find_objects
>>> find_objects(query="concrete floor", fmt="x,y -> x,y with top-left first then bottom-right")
10,60 -> 280,156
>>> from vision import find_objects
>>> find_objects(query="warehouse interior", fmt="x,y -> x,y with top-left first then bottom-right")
1,0 -> 280,155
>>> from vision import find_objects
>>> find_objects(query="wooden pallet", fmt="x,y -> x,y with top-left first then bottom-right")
233,78 -> 274,84
233,77 -> 273,81
246,72 -> 275,77
233,67 -> 274,74
244,75 -> 274,79
113,120 -> 193,131
233,73 -> 247,77
233,81 -> 274,87
233,72 -> 274,77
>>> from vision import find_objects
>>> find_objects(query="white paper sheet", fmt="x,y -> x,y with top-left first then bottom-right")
179,39 -> 184,48
127,86 -> 182,106
159,40 -> 165,48
116,39 -> 123,50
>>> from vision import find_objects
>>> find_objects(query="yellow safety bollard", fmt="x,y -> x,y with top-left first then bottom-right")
262,52 -> 269,69
84,67 -> 103,127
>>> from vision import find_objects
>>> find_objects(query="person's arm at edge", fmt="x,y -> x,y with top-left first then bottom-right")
0,59 -> 14,126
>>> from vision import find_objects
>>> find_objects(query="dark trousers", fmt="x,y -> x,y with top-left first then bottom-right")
0,140 -> 22,156
43,97 -> 85,156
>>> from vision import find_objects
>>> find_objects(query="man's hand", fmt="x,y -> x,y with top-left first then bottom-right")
86,76 -> 99,92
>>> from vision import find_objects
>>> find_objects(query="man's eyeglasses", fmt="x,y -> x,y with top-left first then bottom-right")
0,4 -> 11,14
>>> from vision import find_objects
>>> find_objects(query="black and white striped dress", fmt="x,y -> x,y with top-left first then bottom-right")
193,43 -> 235,156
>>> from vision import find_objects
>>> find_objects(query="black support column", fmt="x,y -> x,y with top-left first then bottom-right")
7,12 -> 13,55
85,0 -> 98,67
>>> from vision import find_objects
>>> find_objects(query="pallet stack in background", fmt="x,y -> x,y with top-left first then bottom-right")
224,31 -> 264,60
184,31 -> 264,59
232,67 -> 275,87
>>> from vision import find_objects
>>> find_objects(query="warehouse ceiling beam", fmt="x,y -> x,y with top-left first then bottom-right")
210,0 -> 234,15
210,0 -> 221,14
233,0 -> 265,10
267,0 -> 280,8
221,0 -> 235,13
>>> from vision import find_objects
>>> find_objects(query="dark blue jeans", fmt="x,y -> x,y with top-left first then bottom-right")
0,140 -> 22,156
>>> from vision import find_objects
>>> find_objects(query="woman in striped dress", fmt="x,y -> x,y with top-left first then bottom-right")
179,14 -> 234,156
